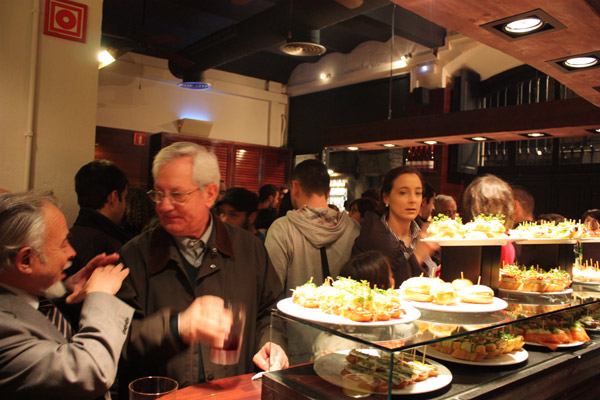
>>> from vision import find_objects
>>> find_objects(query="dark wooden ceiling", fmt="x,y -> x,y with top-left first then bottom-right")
396,0 -> 600,108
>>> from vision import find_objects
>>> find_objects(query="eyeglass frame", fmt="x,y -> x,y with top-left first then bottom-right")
147,188 -> 200,204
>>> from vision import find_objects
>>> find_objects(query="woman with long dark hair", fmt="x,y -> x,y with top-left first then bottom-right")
352,166 -> 438,287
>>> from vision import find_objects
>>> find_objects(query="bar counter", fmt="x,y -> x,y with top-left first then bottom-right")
177,337 -> 600,399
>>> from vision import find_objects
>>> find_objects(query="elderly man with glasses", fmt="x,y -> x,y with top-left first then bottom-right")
116,142 -> 288,394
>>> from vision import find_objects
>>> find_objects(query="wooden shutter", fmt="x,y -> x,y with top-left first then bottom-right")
231,145 -> 261,193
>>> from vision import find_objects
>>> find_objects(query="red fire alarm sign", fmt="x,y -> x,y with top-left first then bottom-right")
133,132 -> 148,146
44,0 -> 88,43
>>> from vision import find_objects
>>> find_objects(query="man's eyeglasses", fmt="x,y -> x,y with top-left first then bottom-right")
147,188 -> 199,204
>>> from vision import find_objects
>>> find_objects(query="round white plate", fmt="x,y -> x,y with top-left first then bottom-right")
276,298 -> 421,326
400,296 -> 508,313
573,279 -> 600,285
313,350 -> 452,395
525,341 -> 586,348
512,237 -> 577,245
498,288 -> 573,296
420,346 -> 528,366
421,237 -> 512,246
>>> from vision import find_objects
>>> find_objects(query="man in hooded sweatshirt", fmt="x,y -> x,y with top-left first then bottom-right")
265,159 -> 360,364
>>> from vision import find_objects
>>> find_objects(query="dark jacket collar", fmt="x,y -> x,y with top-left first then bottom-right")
73,208 -> 131,244
148,214 -> 234,274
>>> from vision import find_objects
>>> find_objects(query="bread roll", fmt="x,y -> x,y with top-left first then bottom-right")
459,284 -> 494,304
451,278 -> 473,291
400,277 -> 438,302
431,282 -> 457,305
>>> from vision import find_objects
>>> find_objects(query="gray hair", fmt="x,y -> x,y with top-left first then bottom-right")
0,191 -> 57,273
434,194 -> 456,211
152,142 -> 220,188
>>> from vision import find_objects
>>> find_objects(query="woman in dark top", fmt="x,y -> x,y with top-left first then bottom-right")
352,166 -> 438,287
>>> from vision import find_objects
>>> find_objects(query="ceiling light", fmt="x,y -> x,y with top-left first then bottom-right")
480,9 -> 565,41
319,73 -> 331,80
420,140 -> 442,145
178,82 -> 211,90
548,51 -> 600,73
380,143 -> 396,147
587,128 -> 600,134
468,137 -> 491,142
503,17 -> 543,34
346,146 -> 359,151
519,132 -> 551,138
98,49 -> 116,69
564,57 -> 598,69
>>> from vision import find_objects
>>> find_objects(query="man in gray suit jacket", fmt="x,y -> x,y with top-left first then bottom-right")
0,191 -> 134,400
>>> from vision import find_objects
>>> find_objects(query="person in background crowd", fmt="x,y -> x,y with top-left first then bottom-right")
348,198 -> 377,225
216,187 -> 263,240
122,187 -> 157,238
462,174 -> 515,266
277,190 -> 293,218
583,209 -> 600,231
69,160 -> 131,278
416,181 -> 436,227
361,188 -> 383,212
279,184 -> 290,197
259,184 -> 280,210
433,194 -> 457,219
265,159 -> 360,364
116,142 -> 287,394
256,184 -> 280,237
512,186 -> 536,224
0,191 -> 133,400
217,180 -> 227,202
537,213 -> 566,224
339,250 -> 395,289
353,166 -> 438,286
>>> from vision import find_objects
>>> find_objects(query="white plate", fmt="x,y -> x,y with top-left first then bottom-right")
498,288 -> 573,296
421,237 -> 512,246
525,341 -> 586,348
400,296 -> 508,313
512,238 -> 577,245
276,298 -> 421,326
573,279 -> 600,285
313,350 -> 452,395
422,346 -> 528,366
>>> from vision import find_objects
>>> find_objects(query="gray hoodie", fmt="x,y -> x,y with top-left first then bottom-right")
265,206 -> 360,364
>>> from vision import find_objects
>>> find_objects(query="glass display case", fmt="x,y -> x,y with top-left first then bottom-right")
264,240 -> 600,400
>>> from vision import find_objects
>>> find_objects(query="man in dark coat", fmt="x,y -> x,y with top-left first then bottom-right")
116,142 -> 288,394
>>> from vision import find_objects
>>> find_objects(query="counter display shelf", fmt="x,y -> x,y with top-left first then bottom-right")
267,294 -> 600,400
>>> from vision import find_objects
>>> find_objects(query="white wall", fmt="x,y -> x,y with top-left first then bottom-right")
97,54 -> 288,147
0,0 -> 102,224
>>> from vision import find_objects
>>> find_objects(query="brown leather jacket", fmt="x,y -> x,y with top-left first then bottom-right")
116,216 -> 285,391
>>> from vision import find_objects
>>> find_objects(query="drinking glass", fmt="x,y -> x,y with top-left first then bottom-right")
210,302 -> 246,365
129,376 -> 178,400
342,373 -> 372,398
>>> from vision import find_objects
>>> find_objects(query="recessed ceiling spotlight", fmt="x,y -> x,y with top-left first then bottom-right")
519,132 -> 552,138
480,9 -> 565,41
347,146 -> 359,151
503,17 -> 543,34
597,128 -> 600,133
548,51 -> 600,73
587,128 -> 600,134
468,137 -> 492,142
380,143 -> 396,147
420,140 -> 443,145
564,57 -> 599,69
319,73 -> 331,80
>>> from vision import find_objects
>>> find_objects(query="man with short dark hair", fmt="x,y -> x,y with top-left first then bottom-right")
0,191 -> 133,400
69,160 -> 131,277
265,159 -> 360,364
433,194 -> 458,219
416,181 -> 436,227
259,184 -> 279,209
